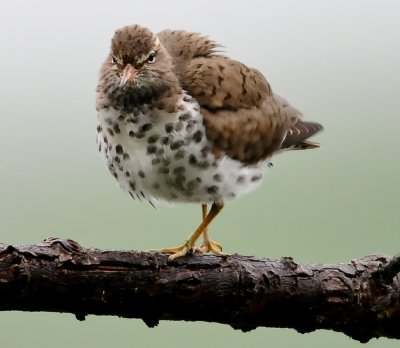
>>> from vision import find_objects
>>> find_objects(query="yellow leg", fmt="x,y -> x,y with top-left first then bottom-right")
202,203 -> 207,221
151,203 -> 225,261
196,204 -> 224,255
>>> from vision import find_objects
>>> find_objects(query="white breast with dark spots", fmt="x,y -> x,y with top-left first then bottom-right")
96,97 -> 268,205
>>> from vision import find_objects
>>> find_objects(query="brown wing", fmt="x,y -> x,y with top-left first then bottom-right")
183,57 -> 272,109
159,30 -> 322,164
202,94 -> 299,164
158,29 -> 271,109
158,29 -> 220,57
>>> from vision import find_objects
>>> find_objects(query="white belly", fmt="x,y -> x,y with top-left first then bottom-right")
96,98 -> 268,206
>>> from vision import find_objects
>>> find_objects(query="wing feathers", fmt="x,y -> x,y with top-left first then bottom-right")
281,121 -> 323,149
159,30 -> 323,163
183,57 -> 271,110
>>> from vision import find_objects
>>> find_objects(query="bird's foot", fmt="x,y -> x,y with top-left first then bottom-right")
195,239 -> 227,257
148,241 -> 194,261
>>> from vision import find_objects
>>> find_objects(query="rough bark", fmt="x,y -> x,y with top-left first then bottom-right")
0,238 -> 399,343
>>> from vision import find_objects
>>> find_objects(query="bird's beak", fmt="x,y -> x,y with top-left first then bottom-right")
119,64 -> 137,88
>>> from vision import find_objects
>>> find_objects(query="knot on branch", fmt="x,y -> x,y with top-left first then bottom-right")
374,253 -> 400,283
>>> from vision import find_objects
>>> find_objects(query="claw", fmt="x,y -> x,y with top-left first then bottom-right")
148,240 -> 194,260
196,239 -> 227,256
148,203 -> 225,261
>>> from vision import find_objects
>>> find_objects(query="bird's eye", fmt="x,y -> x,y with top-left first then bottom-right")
147,52 -> 156,63
111,56 -> 116,64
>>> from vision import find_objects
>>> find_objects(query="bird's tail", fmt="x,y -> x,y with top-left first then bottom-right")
281,121 -> 323,150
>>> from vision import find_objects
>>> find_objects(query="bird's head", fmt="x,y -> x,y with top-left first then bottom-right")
98,25 -> 179,112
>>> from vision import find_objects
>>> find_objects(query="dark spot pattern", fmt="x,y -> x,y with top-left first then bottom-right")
201,145 -> 211,158
107,128 -> 114,136
98,97 -> 255,204
161,136 -> 170,145
158,167 -> 169,174
187,178 -> 201,191
213,174 -> 223,182
186,120 -> 196,131
173,166 -> 185,175
207,185 -> 219,194
147,135 -> 160,143
174,150 -> 185,160
175,174 -> 186,187
140,123 -> 153,132
170,140 -> 184,150
237,175 -> 245,184
251,174 -> 262,182
162,159 -> 170,166
147,145 -> 157,154
97,125 -> 102,133
129,180 -> 136,191
192,130 -> 203,143
127,117 -> 139,124
179,112 -> 191,121
165,123 -> 174,133
197,161 -> 210,170
113,123 -> 121,134
189,154 -> 197,165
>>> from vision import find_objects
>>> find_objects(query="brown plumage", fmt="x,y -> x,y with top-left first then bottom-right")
96,25 -> 323,260
158,29 -> 321,164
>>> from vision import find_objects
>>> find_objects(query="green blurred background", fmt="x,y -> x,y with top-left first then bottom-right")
0,0 -> 399,347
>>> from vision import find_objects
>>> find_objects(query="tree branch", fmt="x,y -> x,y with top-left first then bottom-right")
0,238 -> 399,342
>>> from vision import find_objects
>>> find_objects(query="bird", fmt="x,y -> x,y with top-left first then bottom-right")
95,24 -> 323,261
